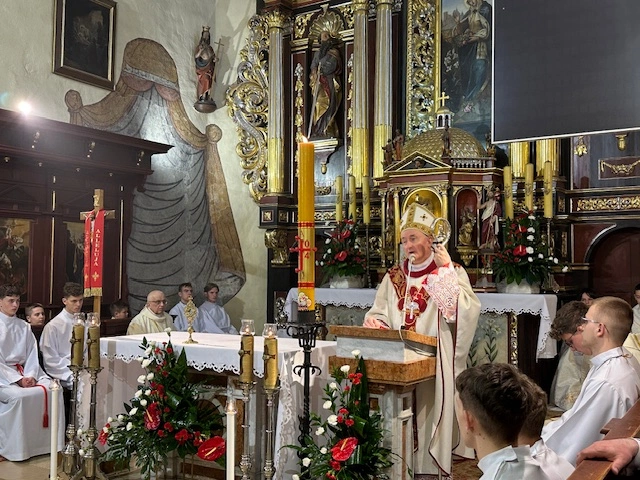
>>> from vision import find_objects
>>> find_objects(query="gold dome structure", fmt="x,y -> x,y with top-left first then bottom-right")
402,127 -> 488,162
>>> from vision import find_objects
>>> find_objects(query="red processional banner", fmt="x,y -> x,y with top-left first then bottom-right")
83,210 -> 105,297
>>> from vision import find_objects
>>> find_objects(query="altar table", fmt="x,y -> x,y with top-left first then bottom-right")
97,331 -> 336,479
285,288 -> 557,360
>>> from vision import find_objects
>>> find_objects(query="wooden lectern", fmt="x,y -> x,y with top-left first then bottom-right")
328,326 -> 437,480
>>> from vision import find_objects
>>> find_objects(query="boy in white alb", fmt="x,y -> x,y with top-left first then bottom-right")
199,283 -> 237,334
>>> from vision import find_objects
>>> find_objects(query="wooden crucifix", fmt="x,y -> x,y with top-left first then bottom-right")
80,189 -> 115,314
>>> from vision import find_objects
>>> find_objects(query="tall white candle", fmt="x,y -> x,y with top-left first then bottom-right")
226,396 -> 236,480
50,379 -> 60,480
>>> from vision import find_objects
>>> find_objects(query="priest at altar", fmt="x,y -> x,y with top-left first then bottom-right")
363,202 -> 480,476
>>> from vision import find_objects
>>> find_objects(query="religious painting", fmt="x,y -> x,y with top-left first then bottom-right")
64,222 -> 85,286
0,218 -> 31,298
440,0 -> 493,143
53,0 -> 117,90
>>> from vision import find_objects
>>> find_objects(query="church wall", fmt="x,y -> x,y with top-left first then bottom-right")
0,1 -> 268,326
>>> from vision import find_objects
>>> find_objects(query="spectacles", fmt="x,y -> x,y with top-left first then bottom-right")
150,300 -> 168,305
564,330 -> 579,348
581,317 -> 608,333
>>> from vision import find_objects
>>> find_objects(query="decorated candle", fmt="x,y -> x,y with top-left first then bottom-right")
239,319 -> 255,384
362,175 -> 371,225
297,138 -> 315,316
50,379 -> 60,480
335,175 -> 343,222
87,313 -> 101,369
503,165 -> 513,220
348,175 -> 356,220
543,161 -> 553,219
262,323 -> 278,390
71,315 -> 85,367
524,163 -> 534,211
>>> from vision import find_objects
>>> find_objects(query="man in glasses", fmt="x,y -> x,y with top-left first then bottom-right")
126,290 -> 174,335
542,296 -> 640,465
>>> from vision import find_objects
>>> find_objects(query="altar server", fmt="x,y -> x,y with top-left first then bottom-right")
199,283 -> 237,334
169,282 -> 201,331
363,202 -> 480,476
0,284 -> 65,461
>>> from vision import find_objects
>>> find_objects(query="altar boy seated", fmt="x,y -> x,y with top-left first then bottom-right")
169,282 -> 201,331
199,283 -> 237,334
0,284 -> 65,461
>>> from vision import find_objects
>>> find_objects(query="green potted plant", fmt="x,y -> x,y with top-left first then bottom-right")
317,220 -> 367,288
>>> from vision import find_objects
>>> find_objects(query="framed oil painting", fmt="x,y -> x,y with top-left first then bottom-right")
53,0 -> 116,90
64,222 -> 85,286
440,0 -> 492,143
0,218 -> 31,298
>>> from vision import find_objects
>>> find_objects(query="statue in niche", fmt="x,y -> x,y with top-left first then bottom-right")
458,205 -> 476,246
478,187 -> 502,251
308,31 -> 343,139
194,26 -> 219,112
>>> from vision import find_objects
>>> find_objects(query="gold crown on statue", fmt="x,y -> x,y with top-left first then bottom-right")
400,203 -> 436,237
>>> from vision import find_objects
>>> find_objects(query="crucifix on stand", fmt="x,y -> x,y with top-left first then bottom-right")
80,189 -> 115,314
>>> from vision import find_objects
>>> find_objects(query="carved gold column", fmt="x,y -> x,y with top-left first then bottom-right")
373,0 -> 393,178
393,188 -> 401,264
509,141 -> 530,178
535,138 -> 560,176
265,10 -> 287,194
352,0 -> 369,186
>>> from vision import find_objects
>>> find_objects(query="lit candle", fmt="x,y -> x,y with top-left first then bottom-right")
239,319 -> 255,384
50,379 -> 60,480
71,314 -> 85,367
362,175 -> 371,225
503,166 -> 513,219
524,163 -> 534,211
297,138 -> 315,316
543,161 -> 553,219
87,313 -> 101,369
225,396 -> 236,480
348,175 -> 356,220
335,175 -> 343,222
262,323 -> 279,390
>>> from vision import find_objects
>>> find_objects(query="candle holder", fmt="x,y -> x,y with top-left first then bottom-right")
72,366 -> 107,480
238,380 -> 255,480
262,323 -> 279,480
62,365 -> 83,477
262,384 -> 280,480
183,297 -> 199,344
365,224 -> 371,288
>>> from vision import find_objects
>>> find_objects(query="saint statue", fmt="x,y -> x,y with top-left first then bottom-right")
194,26 -> 217,110
478,187 -> 502,251
308,31 -> 343,139
393,130 -> 404,161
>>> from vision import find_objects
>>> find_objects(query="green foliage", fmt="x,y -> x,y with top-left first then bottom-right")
318,220 -> 367,283
100,332 -> 225,479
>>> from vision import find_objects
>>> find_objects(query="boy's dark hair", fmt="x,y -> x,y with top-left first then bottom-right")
110,299 -> 129,317
203,283 -> 219,292
580,288 -> 597,300
549,300 -> 589,340
25,302 -> 44,317
0,284 -> 21,298
634,283 -> 640,292
519,375 -> 548,439
455,363 -> 529,445
178,282 -> 193,292
63,282 -> 83,298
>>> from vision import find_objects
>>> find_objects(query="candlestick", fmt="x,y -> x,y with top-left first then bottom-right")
362,175 -> 371,225
226,396 -> 236,480
296,138 -> 315,319
543,160 -> 553,219
335,175 -> 343,222
348,175 -> 356,220
50,379 -> 60,480
239,319 -> 255,384
524,163 -> 534,211
87,313 -> 101,369
71,313 -> 85,367
503,165 -> 513,220
262,323 -> 279,390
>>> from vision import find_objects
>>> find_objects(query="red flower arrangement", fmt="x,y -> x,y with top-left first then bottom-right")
100,332 -> 225,479
289,351 -> 397,479
317,220 -> 367,283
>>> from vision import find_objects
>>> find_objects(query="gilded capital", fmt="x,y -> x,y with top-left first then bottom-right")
352,0 -> 369,13
264,9 -> 288,30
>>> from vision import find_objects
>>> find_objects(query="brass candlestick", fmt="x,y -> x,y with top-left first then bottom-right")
183,297 -> 198,344
239,381 -> 254,480
72,366 -> 107,480
62,365 -> 82,477
262,385 -> 280,480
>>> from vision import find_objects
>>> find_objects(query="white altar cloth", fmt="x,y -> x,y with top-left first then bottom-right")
98,331 -> 336,479
285,289 -> 557,360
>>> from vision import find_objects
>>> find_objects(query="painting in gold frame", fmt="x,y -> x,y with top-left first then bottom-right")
53,0 -> 116,90
0,218 -> 31,298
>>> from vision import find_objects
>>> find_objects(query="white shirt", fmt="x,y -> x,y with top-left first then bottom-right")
0,312 -> 46,385
530,438 -> 575,479
478,445 -> 553,479
40,309 -> 76,388
542,347 -> 640,465
198,301 -> 237,334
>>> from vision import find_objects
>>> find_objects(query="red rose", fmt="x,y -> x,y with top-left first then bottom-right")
338,408 -> 348,415
335,251 -> 347,262
330,460 -> 341,471
175,429 -> 190,445
197,436 -> 226,461
166,347 -> 173,354
331,437 -> 358,462
345,419 -> 354,427
344,385 -> 351,392
164,422 -> 174,432
98,429 -> 109,445
144,402 -> 162,431
157,429 -> 166,437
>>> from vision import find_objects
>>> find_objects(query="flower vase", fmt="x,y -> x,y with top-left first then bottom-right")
329,274 -> 364,289
496,280 -> 541,294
